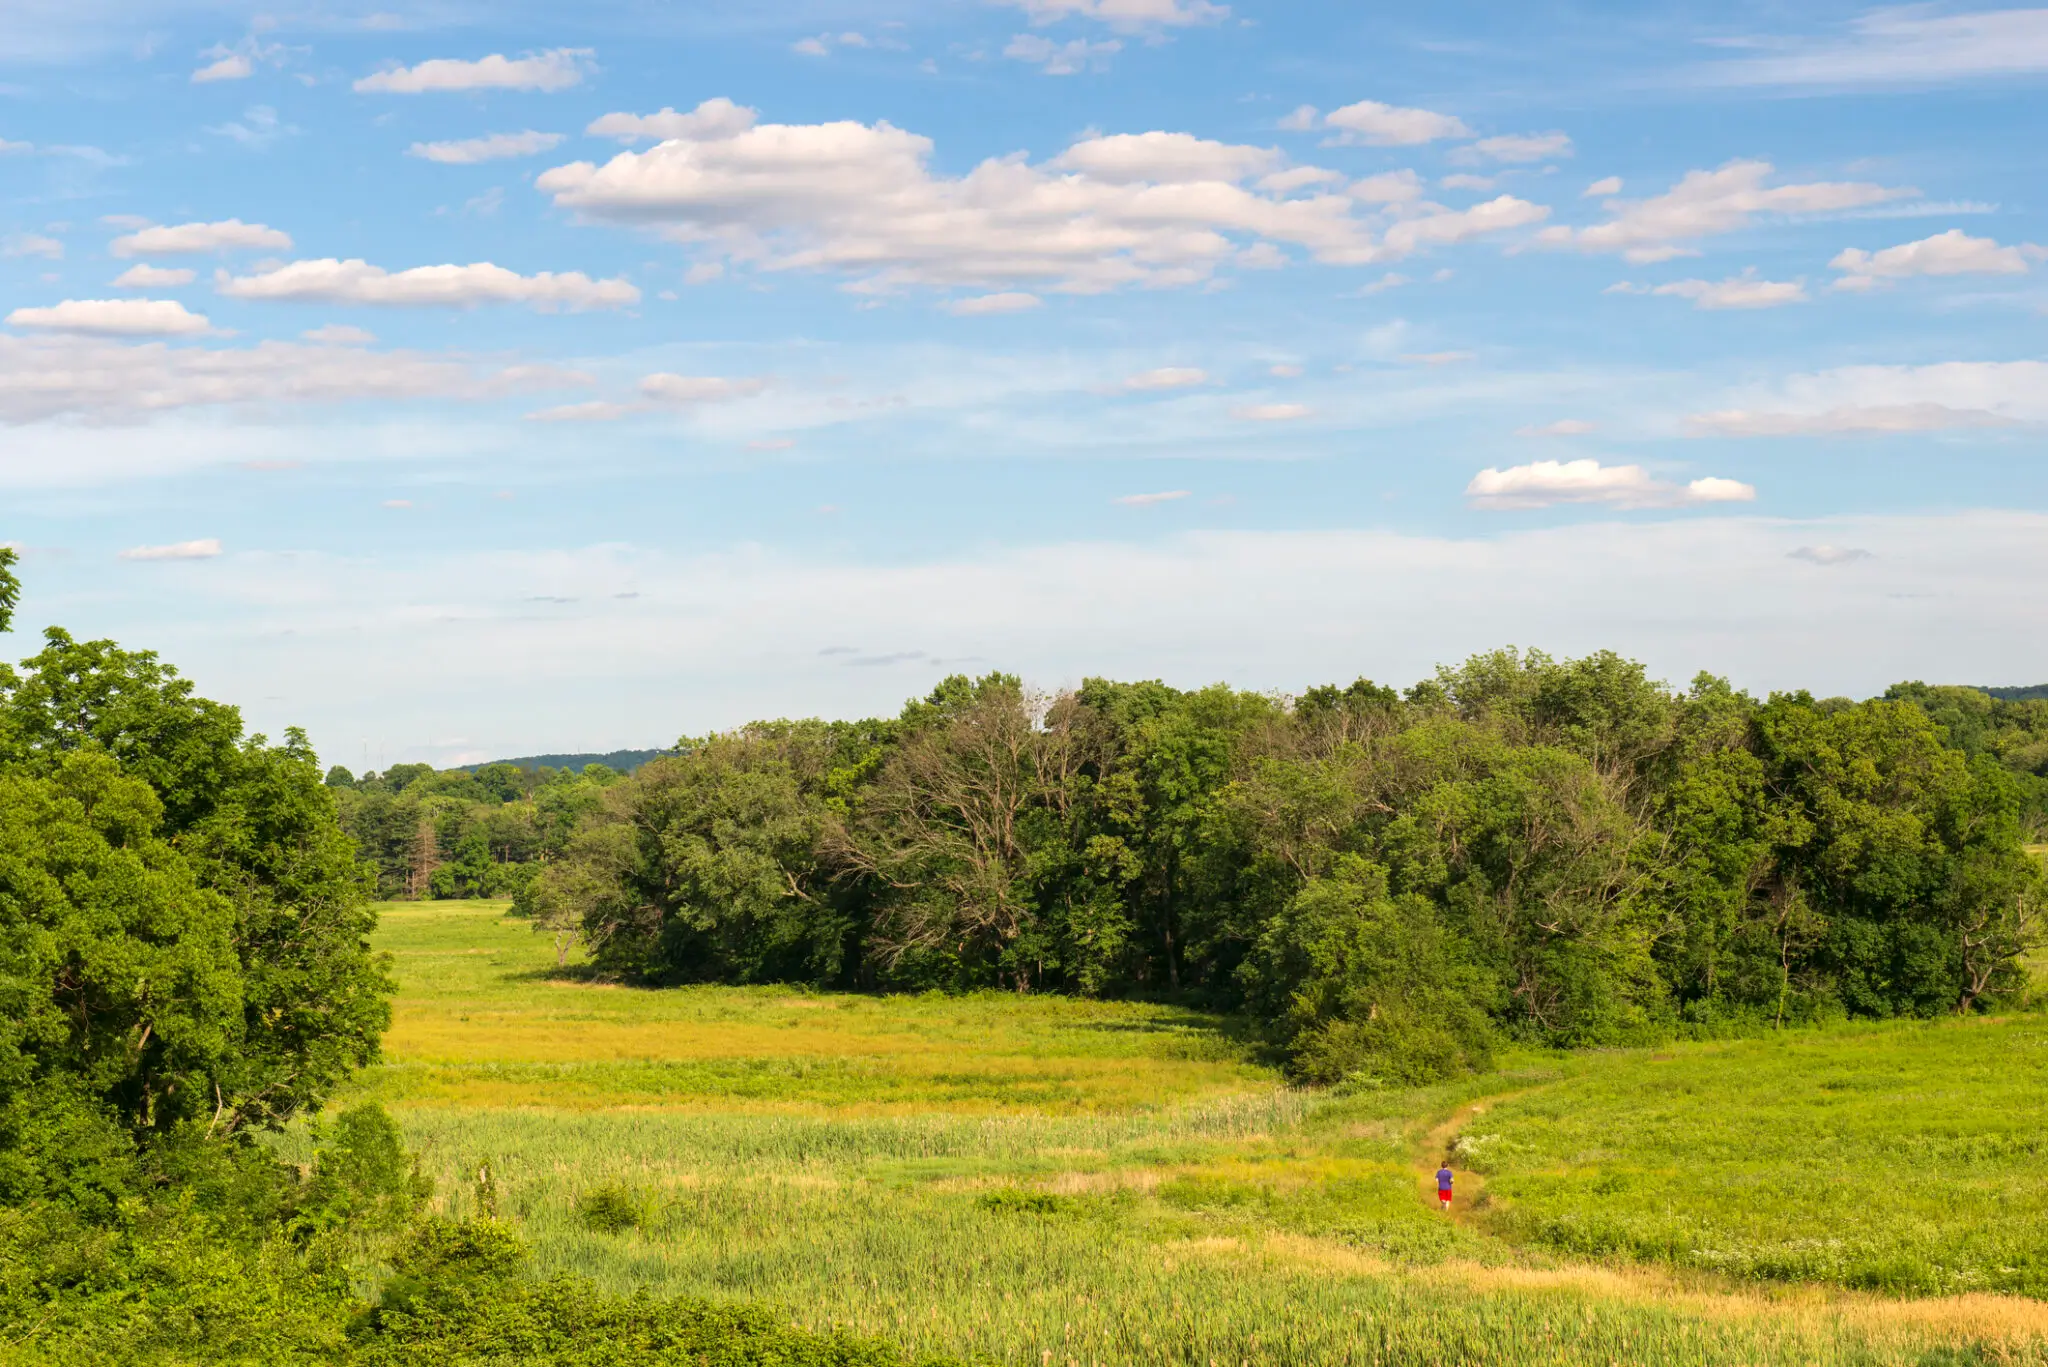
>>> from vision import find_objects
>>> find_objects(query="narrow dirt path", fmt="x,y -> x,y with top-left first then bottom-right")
1414,1089 -> 1542,1223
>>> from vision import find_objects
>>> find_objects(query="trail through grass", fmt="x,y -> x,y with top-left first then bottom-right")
324,899 -> 2048,1366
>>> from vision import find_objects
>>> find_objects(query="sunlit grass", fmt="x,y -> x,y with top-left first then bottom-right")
327,898 -> 2048,1366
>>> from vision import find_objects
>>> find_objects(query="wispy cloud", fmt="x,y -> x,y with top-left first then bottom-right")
1695,8 -> 2048,89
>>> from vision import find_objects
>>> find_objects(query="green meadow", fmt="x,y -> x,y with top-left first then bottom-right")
320,899 -> 2048,1366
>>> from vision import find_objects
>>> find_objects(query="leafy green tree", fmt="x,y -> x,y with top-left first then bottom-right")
0,546 -> 17,637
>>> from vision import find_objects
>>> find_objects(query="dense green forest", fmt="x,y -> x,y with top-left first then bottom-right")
513,662 -> 2047,1082
0,544 -> 2042,1362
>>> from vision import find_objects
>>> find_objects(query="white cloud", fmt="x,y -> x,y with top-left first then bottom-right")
1268,363 -> 1303,378
1260,165 -> 1346,194
1004,34 -> 1122,73
302,324 -> 376,344
1383,196 -> 1549,253
112,264 -> 197,288
218,259 -> 640,310
639,373 -> 767,403
1697,9 -> 2048,88
1789,545 -> 1873,565
1353,271 -> 1409,295
354,49 -> 591,94
793,32 -> 874,57
998,0 -> 1228,30
1466,459 -> 1754,509
407,131 -> 565,164
1439,173 -> 1497,192
1686,360 -> 2048,437
1538,160 -> 1910,263
1688,403 -> 2016,437
1398,351 -> 1477,365
192,53 -> 251,82
1321,99 -> 1472,147
587,99 -> 757,144
7,298 -> 211,336
1453,131 -> 1573,164
536,104 -> 1541,294
1650,271 -> 1809,310
1051,131 -> 1278,184
1830,228 -> 2040,290
208,105 -> 294,150
1347,170 -> 1425,204
1114,489 -> 1191,505
1515,418 -> 1597,437
112,219 -> 291,257
120,538 -> 222,561
0,334 -> 584,425
525,400 -> 637,422
3,234 -> 62,260
944,292 -> 1044,315
1232,402 -> 1310,420
1583,176 -> 1622,197
1123,366 -> 1208,390
1277,105 -> 1319,132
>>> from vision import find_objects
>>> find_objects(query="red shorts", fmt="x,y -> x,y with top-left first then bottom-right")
1438,1189 -> 1452,1203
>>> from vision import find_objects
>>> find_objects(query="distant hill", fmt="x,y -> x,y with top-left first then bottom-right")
1978,685 -> 2048,702
456,749 -> 672,775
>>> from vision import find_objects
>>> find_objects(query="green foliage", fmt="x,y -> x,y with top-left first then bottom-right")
516,651 -> 2043,1083
0,547 -> 17,637
575,1183 -> 646,1234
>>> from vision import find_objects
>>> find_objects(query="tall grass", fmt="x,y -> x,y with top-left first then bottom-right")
315,899 -> 2048,1366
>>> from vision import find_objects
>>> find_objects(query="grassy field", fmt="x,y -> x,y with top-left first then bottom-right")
317,899 -> 2048,1366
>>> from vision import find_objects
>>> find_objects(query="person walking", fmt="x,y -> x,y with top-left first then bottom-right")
1436,1163 -> 1454,1213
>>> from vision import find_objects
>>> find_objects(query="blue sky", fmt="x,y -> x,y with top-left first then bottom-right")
3,0 -> 2045,767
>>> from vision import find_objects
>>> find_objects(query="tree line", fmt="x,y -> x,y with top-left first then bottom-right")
522,659 -> 2047,1083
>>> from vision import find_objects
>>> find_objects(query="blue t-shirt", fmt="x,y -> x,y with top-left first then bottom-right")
1436,1167 -> 1454,1191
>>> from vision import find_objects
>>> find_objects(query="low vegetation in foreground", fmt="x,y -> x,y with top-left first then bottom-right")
3,547 -> 2047,1366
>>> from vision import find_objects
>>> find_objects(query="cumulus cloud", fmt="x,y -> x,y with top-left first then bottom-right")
1005,34 -> 1122,72
1232,402 -> 1310,420
639,373 -> 767,403
408,131 -> 565,164
1321,99 -> 1472,146
1452,131 -> 1573,164
1114,489 -> 1191,505
587,99 -> 757,144
111,219 -> 291,257
120,538 -> 222,561
191,53 -> 251,82
0,334 -> 585,424
1383,196 -> 1549,253
1686,361 -> 2048,437
218,259 -> 640,310
1466,459 -> 1755,509
1052,131 -> 1278,183
1649,271 -> 1809,310
1123,366 -> 1208,390
1583,176 -> 1622,197
944,292 -> 1044,315
1515,418 -> 1597,437
354,49 -> 591,94
1789,545 -> 1873,565
1540,160 -> 1910,263
7,298 -> 211,336
998,0 -> 1227,29
1330,173 -> 1415,209
1696,8 -> 2048,88
535,102 -> 1544,294
112,264 -> 197,288
1830,228 -> 2041,290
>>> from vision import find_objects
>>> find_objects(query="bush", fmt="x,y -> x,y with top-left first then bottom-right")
575,1183 -> 645,1234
